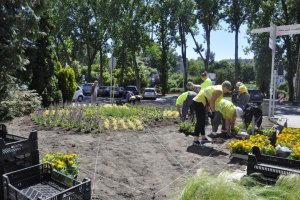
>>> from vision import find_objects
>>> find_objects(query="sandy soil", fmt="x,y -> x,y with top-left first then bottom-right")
3,116 -> 275,200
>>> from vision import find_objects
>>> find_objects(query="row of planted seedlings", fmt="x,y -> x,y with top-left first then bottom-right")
228,123 -> 300,160
31,104 -> 179,133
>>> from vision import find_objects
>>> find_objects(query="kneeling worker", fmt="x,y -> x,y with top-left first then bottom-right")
211,99 -> 243,137
176,82 -> 197,121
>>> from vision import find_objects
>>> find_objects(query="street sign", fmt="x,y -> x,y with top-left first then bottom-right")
276,24 -> 300,36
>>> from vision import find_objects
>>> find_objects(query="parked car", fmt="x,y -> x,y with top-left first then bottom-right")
73,86 -> 84,102
82,83 -> 93,96
97,86 -> 108,97
248,89 -> 265,103
143,88 -> 157,100
125,85 -> 138,95
106,86 -> 125,97
232,88 -> 264,104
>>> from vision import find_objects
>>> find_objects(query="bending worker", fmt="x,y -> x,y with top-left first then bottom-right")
200,71 -> 213,125
210,99 -> 244,138
236,82 -> 250,110
176,82 -> 197,121
192,81 -> 232,146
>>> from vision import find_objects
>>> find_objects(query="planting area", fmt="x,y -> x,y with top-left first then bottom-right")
4,104 -> 277,200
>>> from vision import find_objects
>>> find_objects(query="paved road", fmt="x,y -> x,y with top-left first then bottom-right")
275,103 -> 300,128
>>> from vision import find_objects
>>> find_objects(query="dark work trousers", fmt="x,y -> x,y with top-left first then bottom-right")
193,101 -> 206,136
212,111 -> 226,132
238,93 -> 250,110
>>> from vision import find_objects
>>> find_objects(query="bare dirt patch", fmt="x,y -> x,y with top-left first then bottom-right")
3,116 -> 275,200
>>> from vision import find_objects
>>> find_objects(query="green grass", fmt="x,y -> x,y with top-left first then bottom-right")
179,170 -> 300,200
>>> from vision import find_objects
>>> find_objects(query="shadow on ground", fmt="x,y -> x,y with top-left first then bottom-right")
186,145 -> 228,157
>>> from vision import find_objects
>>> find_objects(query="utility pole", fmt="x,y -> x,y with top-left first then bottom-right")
252,23 -> 300,118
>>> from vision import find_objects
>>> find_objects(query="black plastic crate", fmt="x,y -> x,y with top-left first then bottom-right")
3,163 -> 91,200
0,124 -> 39,200
247,146 -> 300,181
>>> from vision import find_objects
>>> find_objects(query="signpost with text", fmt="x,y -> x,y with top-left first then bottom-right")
252,23 -> 300,118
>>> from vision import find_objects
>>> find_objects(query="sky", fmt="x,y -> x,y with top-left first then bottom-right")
176,21 -> 254,61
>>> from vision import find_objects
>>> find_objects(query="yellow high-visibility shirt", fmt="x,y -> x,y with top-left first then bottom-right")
216,99 -> 236,120
193,85 -> 223,106
239,85 -> 248,94
176,92 -> 189,106
200,78 -> 212,89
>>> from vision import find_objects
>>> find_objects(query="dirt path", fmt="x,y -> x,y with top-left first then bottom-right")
3,116 -> 274,200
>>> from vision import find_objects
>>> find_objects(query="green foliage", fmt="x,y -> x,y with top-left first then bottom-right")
214,63 -> 235,84
41,152 -> 79,178
188,59 -> 204,77
180,170 -> 300,200
0,76 -> 41,121
168,73 -> 184,89
178,121 -> 195,135
0,1 -> 39,77
31,104 -> 178,132
57,65 -> 76,102
170,88 -> 184,93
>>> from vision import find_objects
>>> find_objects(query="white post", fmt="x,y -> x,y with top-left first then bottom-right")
110,56 -> 113,104
268,23 -> 276,118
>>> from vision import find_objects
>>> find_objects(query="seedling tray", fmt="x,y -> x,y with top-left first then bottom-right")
247,146 -> 300,182
3,163 -> 91,200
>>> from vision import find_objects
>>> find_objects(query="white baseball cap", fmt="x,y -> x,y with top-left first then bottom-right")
236,107 -> 244,118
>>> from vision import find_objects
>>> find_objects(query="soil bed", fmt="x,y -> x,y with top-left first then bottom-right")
3,116 -> 275,200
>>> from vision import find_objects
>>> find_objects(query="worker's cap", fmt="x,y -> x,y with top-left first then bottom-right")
235,107 -> 244,118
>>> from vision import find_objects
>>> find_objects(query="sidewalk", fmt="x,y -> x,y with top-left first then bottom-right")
275,103 -> 300,128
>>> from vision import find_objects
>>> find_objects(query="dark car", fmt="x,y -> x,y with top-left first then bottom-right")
232,88 -> 264,104
97,86 -> 108,97
82,83 -> 93,96
248,89 -> 264,103
106,86 -> 125,97
125,86 -> 138,95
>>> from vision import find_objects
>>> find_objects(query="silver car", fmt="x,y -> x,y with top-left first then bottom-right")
143,88 -> 157,100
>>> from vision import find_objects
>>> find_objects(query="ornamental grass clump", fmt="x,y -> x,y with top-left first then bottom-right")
179,170 -> 254,200
179,170 -> 300,200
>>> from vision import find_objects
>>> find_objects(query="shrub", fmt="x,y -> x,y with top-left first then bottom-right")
169,87 -> 184,93
0,75 -> 41,121
57,66 -> 76,102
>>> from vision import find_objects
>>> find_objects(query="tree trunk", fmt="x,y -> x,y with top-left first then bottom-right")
58,35 -> 71,65
281,0 -> 295,101
160,17 -> 168,96
99,46 -> 104,85
132,52 -> 141,93
189,29 -> 205,62
234,27 -> 240,82
87,44 -> 91,82
179,17 -> 188,91
205,30 -> 211,72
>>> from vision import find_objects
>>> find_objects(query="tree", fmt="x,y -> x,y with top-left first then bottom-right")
57,65 -> 76,102
26,9 -> 58,107
175,0 -> 195,90
0,1 -> 39,78
195,0 -> 225,71
151,0 -> 178,95
225,0 -> 260,82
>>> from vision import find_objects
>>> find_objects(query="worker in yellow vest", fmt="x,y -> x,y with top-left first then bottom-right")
210,99 -> 243,138
236,82 -> 250,110
192,81 -> 232,146
200,71 -> 213,125
200,71 -> 212,89
176,82 -> 197,121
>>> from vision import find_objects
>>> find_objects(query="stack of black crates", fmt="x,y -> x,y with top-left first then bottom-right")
0,124 -> 91,200
0,124 -> 39,200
